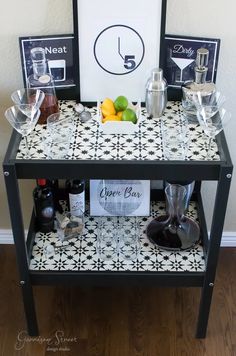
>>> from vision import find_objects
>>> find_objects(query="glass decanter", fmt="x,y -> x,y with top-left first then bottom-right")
146,184 -> 200,250
27,47 -> 59,124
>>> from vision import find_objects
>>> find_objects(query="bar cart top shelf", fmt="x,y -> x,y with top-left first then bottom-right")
13,100 -> 222,162
4,100 -> 231,182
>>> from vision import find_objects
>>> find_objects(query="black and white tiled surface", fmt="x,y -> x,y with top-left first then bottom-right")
16,100 -> 220,161
22,101 -> 207,272
30,201 -> 205,272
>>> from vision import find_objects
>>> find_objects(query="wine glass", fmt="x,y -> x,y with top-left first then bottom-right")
5,105 -> 40,158
195,101 -> 231,159
11,88 -> 45,110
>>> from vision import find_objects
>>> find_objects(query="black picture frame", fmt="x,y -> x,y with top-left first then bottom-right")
73,0 -> 167,106
163,35 -> 221,101
19,34 -> 78,100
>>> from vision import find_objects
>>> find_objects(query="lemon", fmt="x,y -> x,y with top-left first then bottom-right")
121,108 -> 137,124
101,98 -> 116,117
114,96 -> 128,112
102,114 -> 121,123
117,111 -> 123,119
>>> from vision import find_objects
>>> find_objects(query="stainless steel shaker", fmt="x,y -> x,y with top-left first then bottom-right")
145,68 -> 167,118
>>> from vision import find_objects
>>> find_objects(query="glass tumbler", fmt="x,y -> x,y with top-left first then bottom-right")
97,216 -> 118,261
46,113 -> 75,159
161,119 -> 188,160
118,216 -> 140,261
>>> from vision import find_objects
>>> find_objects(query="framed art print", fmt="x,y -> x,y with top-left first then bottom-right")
73,0 -> 167,104
19,34 -> 78,100
90,180 -> 150,216
163,35 -> 220,100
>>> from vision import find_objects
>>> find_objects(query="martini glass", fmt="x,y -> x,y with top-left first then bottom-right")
194,94 -> 231,159
11,88 -> 45,110
5,104 -> 40,158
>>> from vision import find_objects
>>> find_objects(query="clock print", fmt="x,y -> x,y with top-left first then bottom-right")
93,24 -> 145,75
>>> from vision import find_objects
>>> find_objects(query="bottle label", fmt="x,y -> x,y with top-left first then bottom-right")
69,192 -> 85,215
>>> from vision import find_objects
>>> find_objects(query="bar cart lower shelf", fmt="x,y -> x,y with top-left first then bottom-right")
30,200 -> 204,273
26,194 -> 208,337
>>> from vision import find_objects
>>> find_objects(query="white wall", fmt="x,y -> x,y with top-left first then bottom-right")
167,0 -> 236,232
0,0 -> 235,233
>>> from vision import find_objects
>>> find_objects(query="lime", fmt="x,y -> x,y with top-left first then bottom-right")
114,96 -> 128,112
121,108 -> 137,124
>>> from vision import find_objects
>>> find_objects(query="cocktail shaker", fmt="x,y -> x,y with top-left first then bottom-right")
145,68 -> 167,118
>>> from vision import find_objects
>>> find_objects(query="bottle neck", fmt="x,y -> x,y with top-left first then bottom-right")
165,184 -> 186,220
194,67 -> 208,84
68,180 -> 84,194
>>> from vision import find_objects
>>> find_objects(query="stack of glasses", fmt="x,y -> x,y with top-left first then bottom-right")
97,216 -> 140,261
161,115 -> 189,160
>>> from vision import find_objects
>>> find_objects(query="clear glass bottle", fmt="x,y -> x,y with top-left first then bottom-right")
182,48 -> 216,122
27,47 -> 59,125
165,180 -> 195,212
146,184 -> 200,251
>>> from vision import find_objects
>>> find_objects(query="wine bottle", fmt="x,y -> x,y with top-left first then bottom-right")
33,179 -> 55,233
66,179 -> 85,215
46,179 -> 63,213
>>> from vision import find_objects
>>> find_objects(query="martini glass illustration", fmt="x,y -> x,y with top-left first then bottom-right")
11,88 -> 45,110
171,56 -> 194,83
5,104 -> 40,158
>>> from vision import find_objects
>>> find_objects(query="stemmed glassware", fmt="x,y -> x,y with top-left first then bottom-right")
4,88 -> 44,158
193,92 -> 231,159
4,104 -> 40,158
11,88 -> 45,109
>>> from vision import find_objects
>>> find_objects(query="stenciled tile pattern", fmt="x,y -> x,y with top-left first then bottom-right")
30,201 -> 205,273
16,100 -> 220,161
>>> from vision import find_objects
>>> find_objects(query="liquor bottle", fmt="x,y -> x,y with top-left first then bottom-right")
33,179 -> 55,233
46,179 -> 63,213
145,68 -> 167,118
66,179 -> 85,215
182,48 -> 216,122
27,47 -> 59,125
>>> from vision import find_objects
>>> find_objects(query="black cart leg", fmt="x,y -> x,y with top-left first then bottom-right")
3,164 -> 39,336
196,166 -> 232,338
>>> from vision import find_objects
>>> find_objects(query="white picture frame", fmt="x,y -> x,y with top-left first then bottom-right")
73,0 -> 166,103
90,180 -> 150,216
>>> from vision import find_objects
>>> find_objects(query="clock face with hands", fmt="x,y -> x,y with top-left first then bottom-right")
93,24 -> 145,75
